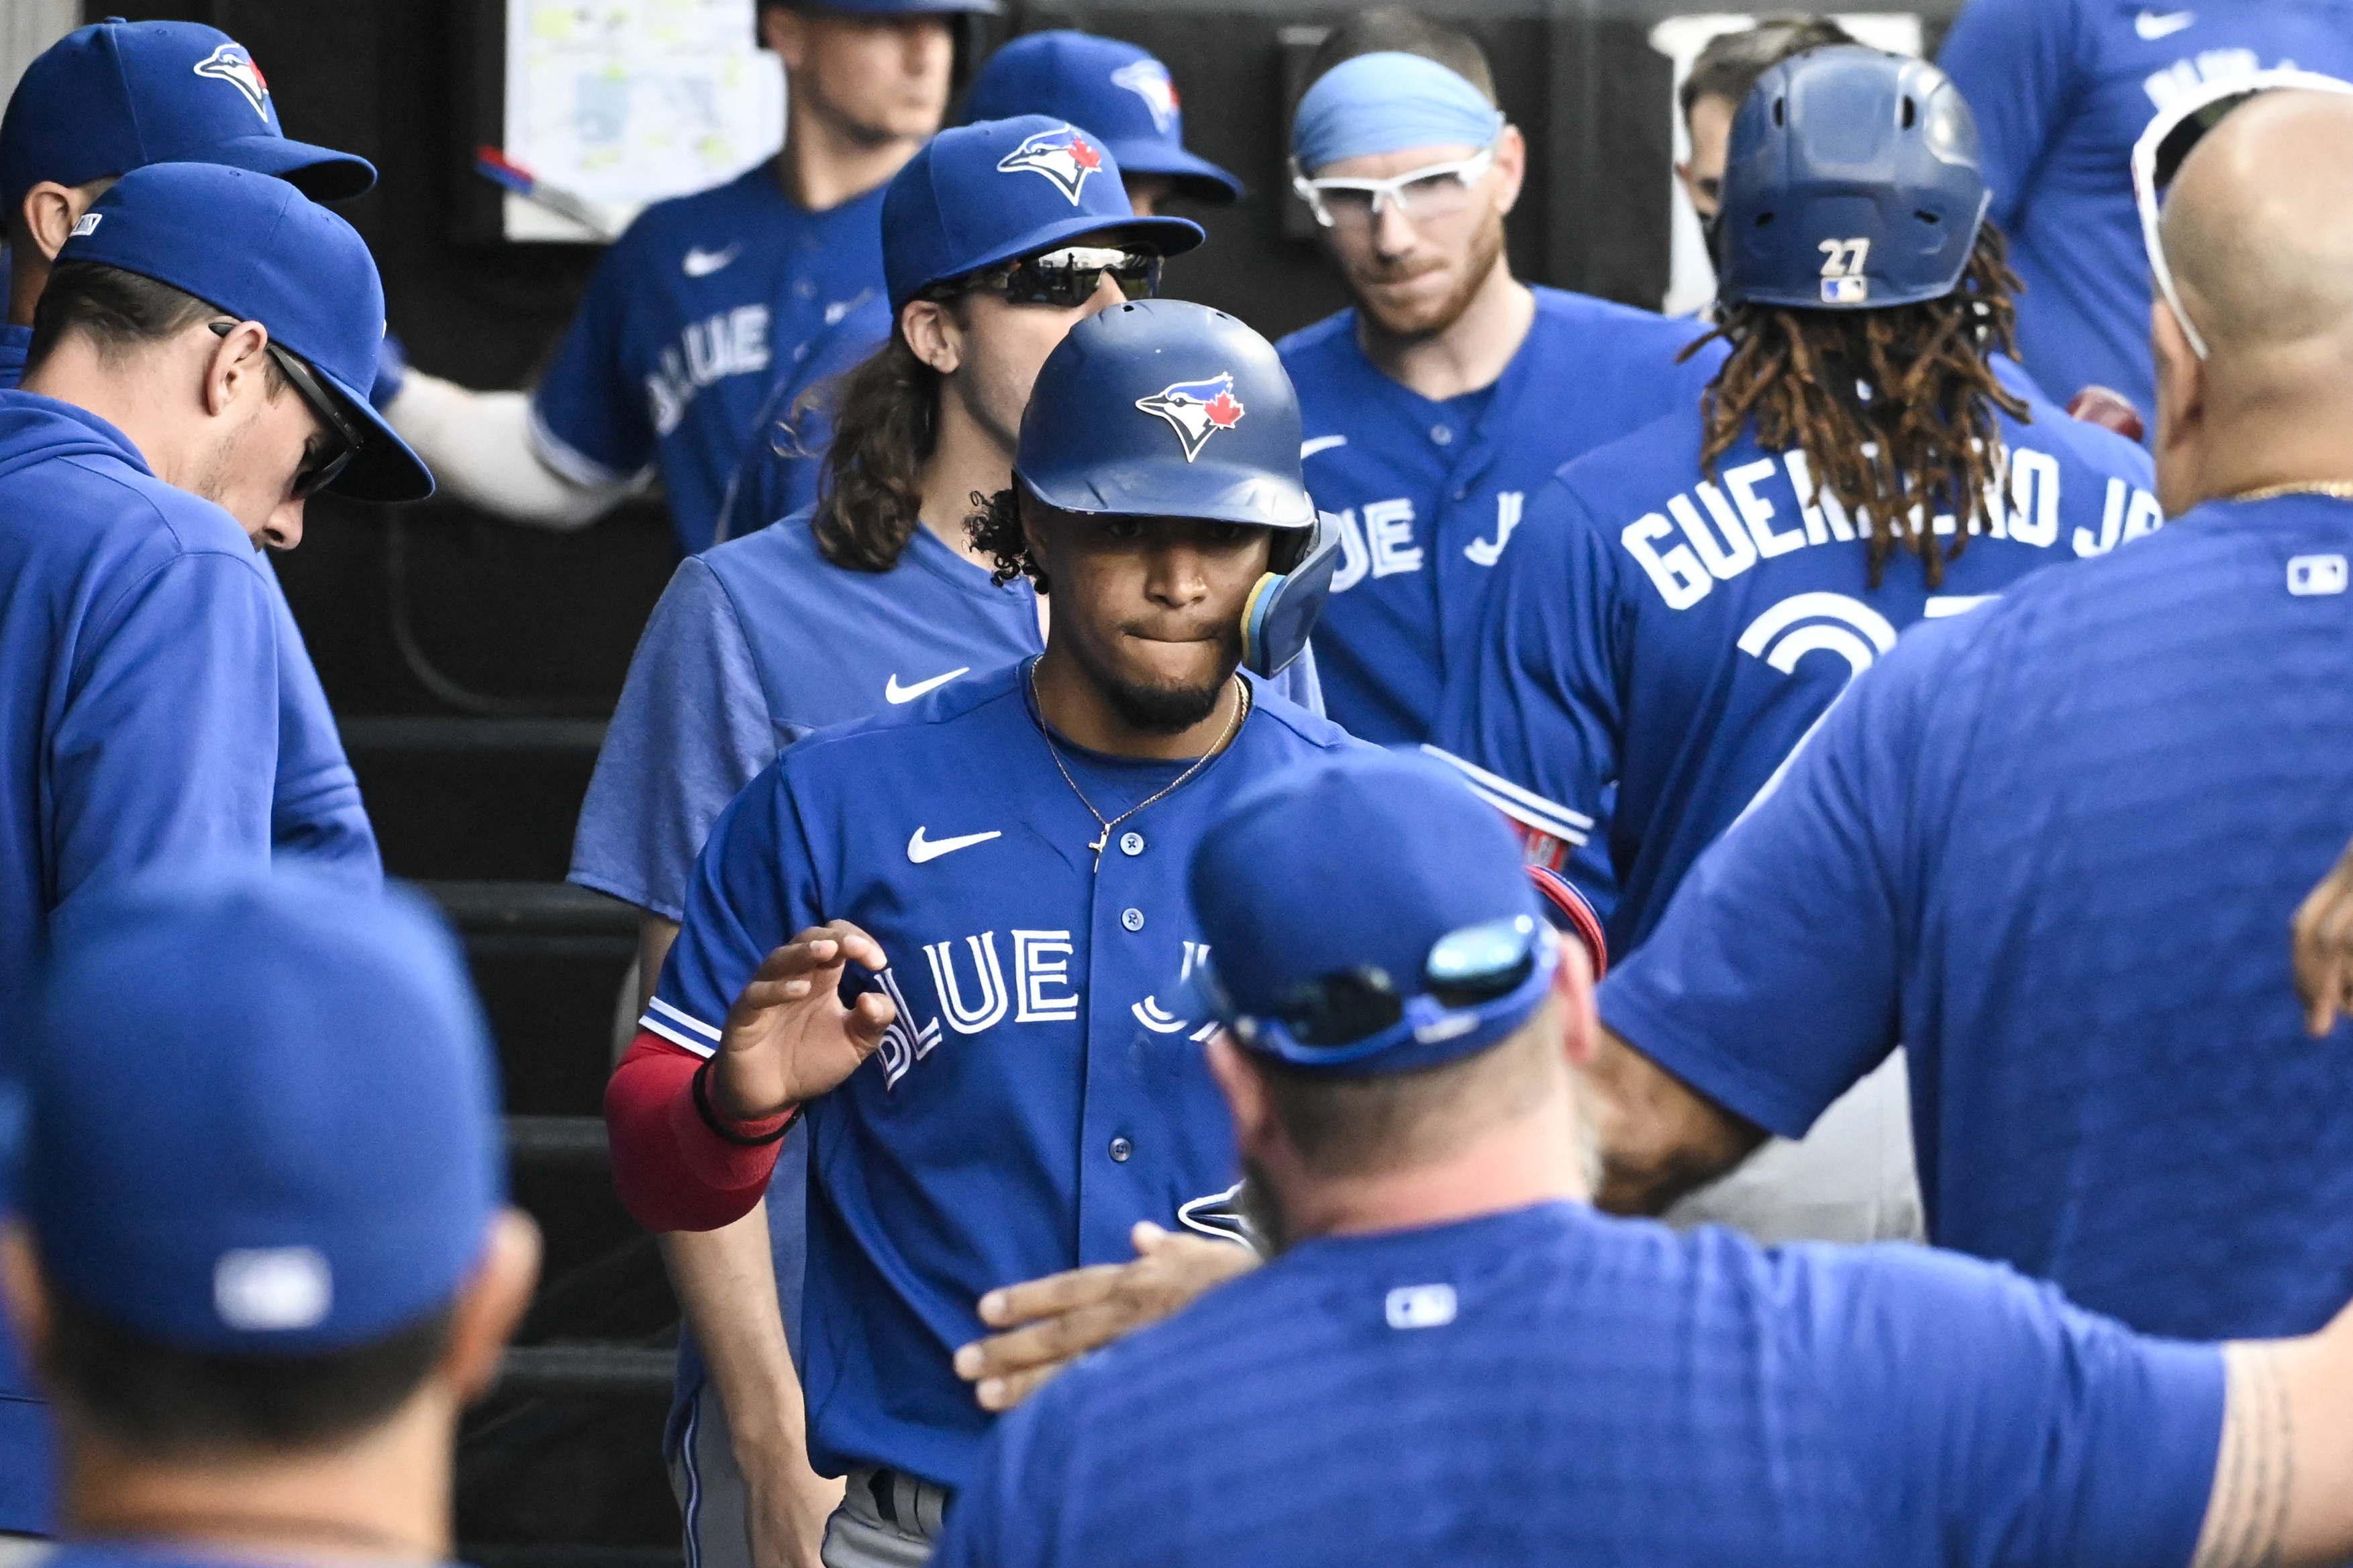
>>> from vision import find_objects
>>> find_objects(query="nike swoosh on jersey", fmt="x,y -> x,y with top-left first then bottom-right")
682,243 -> 742,277
907,827 -> 1003,864
886,668 -> 970,704
1300,435 -> 1349,459
2135,9 -> 2195,40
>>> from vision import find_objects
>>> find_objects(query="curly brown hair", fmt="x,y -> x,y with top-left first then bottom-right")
809,307 -> 968,573
1685,221 -> 2029,589
966,485 -> 1044,591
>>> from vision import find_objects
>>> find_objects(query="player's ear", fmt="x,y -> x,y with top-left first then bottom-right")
1205,1031 -> 1279,1160
0,1224 -> 54,1388
18,182 -> 85,263
1555,945 -> 1597,1069
901,299 -> 964,377
201,319 -> 270,419
1491,123 -> 1528,217
2150,297 -> 2208,515
441,1208 -> 542,1404
758,2 -> 808,70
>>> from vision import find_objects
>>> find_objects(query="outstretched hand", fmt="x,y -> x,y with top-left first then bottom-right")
2292,843 -> 2353,1038
952,1221 -> 1260,1412
711,921 -> 896,1121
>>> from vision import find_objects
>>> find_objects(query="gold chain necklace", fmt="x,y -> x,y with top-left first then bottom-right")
1028,660 -> 1249,872
2230,481 -> 2353,502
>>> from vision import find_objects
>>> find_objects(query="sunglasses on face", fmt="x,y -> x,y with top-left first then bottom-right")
945,246 -> 1165,310
1291,143 -> 1499,232
209,319 -> 364,498
2131,70 -> 2353,361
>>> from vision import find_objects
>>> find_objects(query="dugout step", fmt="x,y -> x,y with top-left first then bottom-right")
342,718 -> 607,883
421,881 -> 636,1120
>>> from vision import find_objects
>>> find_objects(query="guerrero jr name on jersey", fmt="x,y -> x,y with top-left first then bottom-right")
1434,400 -> 2160,954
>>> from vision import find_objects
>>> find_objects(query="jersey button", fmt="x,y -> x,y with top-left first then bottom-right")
1120,907 -> 1145,932
1431,424 -> 1453,446
1109,1136 -> 1134,1163
1119,831 -> 1146,857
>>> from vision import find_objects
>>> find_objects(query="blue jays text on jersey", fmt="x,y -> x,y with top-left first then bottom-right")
935,1202 -> 2223,1568
530,162 -> 888,553
1603,492 -> 2353,1340
642,664 -> 1362,1489
1434,384 -> 2158,956
1276,286 -> 1723,746
0,323 -> 377,890
1940,0 -> 2353,425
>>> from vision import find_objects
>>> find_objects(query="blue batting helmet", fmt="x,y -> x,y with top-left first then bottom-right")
1015,299 -> 1337,676
1715,46 -> 1989,312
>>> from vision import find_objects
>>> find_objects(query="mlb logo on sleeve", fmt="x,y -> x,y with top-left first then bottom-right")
996,126 -> 1105,204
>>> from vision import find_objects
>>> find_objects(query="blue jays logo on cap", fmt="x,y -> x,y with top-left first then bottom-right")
1110,58 -> 1180,134
192,42 -> 271,122
1136,373 -> 1246,462
996,124 -> 1105,204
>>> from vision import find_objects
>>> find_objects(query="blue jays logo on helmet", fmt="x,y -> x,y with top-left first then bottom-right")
192,43 -> 272,123
995,125 -> 1105,205
1136,373 -> 1246,462
1110,58 -> 1180,134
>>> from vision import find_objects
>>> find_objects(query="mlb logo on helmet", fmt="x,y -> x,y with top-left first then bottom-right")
1110,58 -> 1180,134
191,42 -> 271,122
1821,276 -> 1869,304
1136,374 -> 1245,462
996,125 -> 1105,205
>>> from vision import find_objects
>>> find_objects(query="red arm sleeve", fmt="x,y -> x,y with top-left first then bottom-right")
604,1031 -> 793,1232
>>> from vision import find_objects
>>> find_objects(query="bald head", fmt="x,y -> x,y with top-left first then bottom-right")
2162,91 -> 2353,357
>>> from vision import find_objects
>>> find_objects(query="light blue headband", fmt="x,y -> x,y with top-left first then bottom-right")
1291,52 -> 1505,172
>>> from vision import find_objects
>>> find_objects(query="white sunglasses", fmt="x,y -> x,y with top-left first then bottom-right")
2132,68 -> 2353,360
1290,143 -> 1499,229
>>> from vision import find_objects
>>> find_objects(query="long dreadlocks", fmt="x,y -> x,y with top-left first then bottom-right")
1685,223 -> 2029,589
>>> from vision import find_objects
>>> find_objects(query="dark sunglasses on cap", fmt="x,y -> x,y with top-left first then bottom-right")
209,319 -> 365,498
1201,912 -> 1552,1067
936,245 -> 1164,311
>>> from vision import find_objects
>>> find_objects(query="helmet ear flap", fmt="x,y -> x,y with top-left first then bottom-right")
1240,510 -> 1344,680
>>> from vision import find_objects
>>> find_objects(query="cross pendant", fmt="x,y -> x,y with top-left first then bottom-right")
1088,830 -> 1107,872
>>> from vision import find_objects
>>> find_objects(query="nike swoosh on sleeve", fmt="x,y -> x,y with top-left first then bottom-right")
907,827 -> 1003,864
886,668 -> 970,704
2134,9 -> 2195,40
1301,435 -> 1349,459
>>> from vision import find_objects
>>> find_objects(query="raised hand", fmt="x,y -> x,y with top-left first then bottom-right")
710,921 -> 897,1122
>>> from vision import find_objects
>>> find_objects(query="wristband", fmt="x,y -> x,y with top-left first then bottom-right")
691,1057 -> 797,1146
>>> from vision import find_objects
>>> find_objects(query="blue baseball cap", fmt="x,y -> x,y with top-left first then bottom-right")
1016,297 -> 1313,529
0,20 -> 374,217
883,115 -> 1203,316
59,162 -> 433,503
1291,52 -> 1504,174
966,34 -> 1240,204
23,868 -> 503,1355
1718,46 -> 1989,311
1179,751 -> 1558,1078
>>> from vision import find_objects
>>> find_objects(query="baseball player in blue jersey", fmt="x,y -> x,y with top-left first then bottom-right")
604,299 -> 1354,1566
571,117 -> 1217,1568
1435,46 -> 2158,958
1433,46 -> 2156,1249
932,749 -> 2353,1568
715,30 -> 1240,547
381,0 -> 990,554
9,868 -> 539,1568
1,19 -> 385,892
1938,0 -> 2353,431
0,164 -> 427,1536
1578,83 -> 2353,1343
1277,30 -> 1722,749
